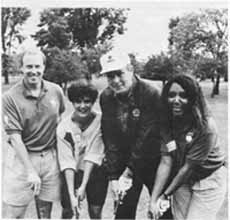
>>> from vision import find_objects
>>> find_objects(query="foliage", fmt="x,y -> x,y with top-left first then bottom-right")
168,9 -> 228,95
43,47 -> 88,89
128,53 -> 145,76
1,7 -> 31,84
2,53 -> 21,84
33,8 -> 128,82
168,9 -> 227,75
80,40 -> 113,75
1,7 -> 31,54
33,8 -> 128,49
143,53 -> 174,82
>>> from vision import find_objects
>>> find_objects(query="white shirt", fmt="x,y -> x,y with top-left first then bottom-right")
57,111 -> 104,171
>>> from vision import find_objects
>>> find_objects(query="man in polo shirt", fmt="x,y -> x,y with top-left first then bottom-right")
2,49 -> 65,218
99,52 -> 172,219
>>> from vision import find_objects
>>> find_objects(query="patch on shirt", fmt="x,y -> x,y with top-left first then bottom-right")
166,140 -> 177,152
132,108 -> 141,119
185,132 -> 194,143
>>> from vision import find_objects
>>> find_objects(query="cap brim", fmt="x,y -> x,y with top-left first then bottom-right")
100,67 -> 122,75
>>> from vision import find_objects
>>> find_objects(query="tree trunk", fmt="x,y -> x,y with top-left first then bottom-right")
224,73 -> 228,82
211,74 -> 220,98
4,71 -> 9,84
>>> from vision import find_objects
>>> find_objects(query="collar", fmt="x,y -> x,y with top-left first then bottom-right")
22,79 -> 48,98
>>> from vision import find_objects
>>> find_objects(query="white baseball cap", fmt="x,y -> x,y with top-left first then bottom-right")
100,52 -> 130,75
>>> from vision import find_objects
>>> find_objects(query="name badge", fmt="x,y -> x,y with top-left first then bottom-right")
166,140 -> 177,152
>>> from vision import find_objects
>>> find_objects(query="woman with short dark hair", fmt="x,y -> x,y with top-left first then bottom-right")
57,79 -> 108,219
148,74 -> 226,220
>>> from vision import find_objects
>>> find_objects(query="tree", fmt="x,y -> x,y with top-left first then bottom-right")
143,53 -> 174,84
34,8 -> 128,49
1,7 -> 31,84
168,9 -> 228,96
43,47 -> 88,93
33,8 -> 128,83
128,53 -> 145,76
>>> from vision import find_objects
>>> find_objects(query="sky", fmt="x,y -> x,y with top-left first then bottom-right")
2,0 -> 228,60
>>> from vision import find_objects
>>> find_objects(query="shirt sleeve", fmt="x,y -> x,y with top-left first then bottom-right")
186,118 -> 217,165
83,123 -> 105,166
2,94 -> 23,135
57,127 -> 77,171
100,92 -> 122,180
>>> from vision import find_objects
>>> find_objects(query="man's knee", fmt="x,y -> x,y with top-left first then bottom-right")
3,203 -> 27,219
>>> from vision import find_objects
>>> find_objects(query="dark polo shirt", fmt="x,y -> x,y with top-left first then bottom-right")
161,117 -> 225,182
3,79 -> 65,152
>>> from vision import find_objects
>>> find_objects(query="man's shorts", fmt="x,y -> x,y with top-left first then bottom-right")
61,166 -> 108,208
3,146 -> 61,206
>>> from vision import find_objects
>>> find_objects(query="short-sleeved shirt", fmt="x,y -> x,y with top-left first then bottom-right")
161,117 -> 225,182
57,111 -> 105,172
2,79 -> 65,152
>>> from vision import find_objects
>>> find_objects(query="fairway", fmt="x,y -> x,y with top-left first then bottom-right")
2,76 -> 228,219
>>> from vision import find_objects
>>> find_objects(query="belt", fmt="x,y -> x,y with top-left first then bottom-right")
28,147 -> 55,157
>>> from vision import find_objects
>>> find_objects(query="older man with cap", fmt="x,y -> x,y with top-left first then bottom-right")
99,52 -> 173,219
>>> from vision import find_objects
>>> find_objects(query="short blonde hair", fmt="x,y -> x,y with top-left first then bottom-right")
20,49 -> 46,67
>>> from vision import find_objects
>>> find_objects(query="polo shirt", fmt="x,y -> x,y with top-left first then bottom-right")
161,117 -> 225,182
3,79 -> 65,152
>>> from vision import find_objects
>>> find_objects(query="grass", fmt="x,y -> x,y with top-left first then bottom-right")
2,76 -> 228,219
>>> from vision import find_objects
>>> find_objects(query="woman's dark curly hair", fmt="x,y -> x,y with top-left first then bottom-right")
161,74 -> 210,130
67,79 -> 98,104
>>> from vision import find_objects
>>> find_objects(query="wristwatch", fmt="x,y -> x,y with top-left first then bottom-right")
163,192 -> 170,200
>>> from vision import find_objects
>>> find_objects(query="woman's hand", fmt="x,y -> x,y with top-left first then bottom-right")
148,199 -> 162,220
157,195 -> 170,214
77,185 -> 86,202
70,195 -> 80,218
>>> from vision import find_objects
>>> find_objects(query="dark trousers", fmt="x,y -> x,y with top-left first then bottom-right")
115,162 -> 173,220
61,166 -> 108,219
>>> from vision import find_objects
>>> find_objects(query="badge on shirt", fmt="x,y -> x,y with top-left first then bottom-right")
132,108 -> 140,119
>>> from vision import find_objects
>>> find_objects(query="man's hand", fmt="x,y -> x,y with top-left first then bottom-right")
111,180 -> 120,201
118,175 -> 133,199
27,171 -> 41,196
